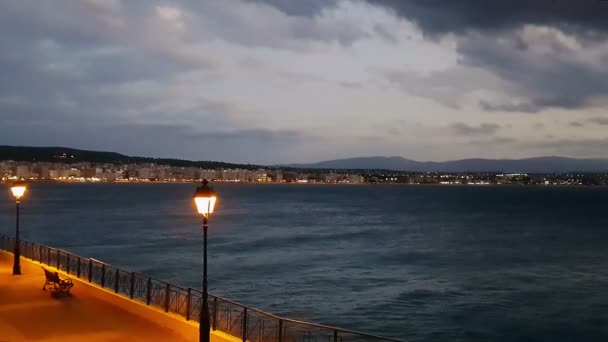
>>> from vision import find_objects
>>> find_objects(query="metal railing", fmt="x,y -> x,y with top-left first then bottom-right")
0,235 -> 404,342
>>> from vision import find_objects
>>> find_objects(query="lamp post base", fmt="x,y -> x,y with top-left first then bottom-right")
13,249 -> 21,275
13,201 -> 21,275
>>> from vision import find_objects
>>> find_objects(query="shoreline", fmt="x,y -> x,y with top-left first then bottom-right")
0,180 -> 604,187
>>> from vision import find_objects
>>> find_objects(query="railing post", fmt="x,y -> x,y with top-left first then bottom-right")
101,263 -> 106,288
56,250 -> 60,269
186,288 -> 192,321
164,283 -> 171,312
66,254 -> 70,274
242,307 -> 248,342
334,330 -> 338,342
146,277 -> 152,305
23,241 -> 28,258
88,259 -> 93,282
278,319 -> 283,342
115,268 -> 120,293
77,257 -> 81,277
129,272 -> 135,299
47,248 -> 51,266
213,297 -> 218,330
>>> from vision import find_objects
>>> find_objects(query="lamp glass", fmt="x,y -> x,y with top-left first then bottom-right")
11,185 -> 26,200
194,196 -> 216,216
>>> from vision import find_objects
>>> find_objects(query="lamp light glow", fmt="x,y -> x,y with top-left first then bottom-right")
193,179 -> 217,217
10,182 -> 27,200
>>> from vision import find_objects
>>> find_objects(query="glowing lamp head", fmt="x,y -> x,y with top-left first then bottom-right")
10,182 -> 27,200
193,179 -> 217,217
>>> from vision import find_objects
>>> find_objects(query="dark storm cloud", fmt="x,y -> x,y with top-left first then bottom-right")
368,0 -> 608,113
366,0 -> 608,36
451,122 -> 501,135
458,32 -> 608,112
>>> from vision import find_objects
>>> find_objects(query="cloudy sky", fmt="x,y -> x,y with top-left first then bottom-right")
2,0 -> 608,164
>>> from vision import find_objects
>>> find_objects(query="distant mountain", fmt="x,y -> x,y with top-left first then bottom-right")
291,156 -> 608,173
0,145 -> 260,170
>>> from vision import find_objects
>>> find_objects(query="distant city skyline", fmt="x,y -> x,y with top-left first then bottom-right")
1,1 -> 608,164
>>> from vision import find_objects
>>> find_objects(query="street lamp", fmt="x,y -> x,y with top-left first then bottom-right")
193,179 -> 217,342
10,181 -> 27,275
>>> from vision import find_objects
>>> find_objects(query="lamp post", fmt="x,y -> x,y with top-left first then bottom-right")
10,182 -> 27,275
193,179 -> 217,342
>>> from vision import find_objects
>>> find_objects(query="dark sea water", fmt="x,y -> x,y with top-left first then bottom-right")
1,183 -> 607,341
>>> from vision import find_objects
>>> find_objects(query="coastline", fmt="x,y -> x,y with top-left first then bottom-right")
0,180 -> 603,187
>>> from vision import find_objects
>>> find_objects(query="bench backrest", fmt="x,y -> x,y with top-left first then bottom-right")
42,268 -> 61,283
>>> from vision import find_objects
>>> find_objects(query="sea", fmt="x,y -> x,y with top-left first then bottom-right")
0,183 -> 607,341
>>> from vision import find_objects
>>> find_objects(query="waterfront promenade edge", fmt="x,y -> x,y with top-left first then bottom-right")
0,235 -> 404,342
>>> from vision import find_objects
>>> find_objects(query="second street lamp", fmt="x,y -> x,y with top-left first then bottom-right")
193,179 -> 217,342
10,181 -> 27,275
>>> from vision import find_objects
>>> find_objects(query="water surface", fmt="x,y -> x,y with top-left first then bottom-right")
1,183 -> 607,341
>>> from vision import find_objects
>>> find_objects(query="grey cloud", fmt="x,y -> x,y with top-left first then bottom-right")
451,122 -> 501,136
569,121 -> 584,127
373,24 -> 398,43
521,138 -> 608,158
0,111 -> 318,163
532,122 -> 545,129
338,81 -> 363,89
249,0 -> 337,16
180,1 -> 368,49
469,136 -> 516,145
588,117 -> 608,125
276,71 -> 326,83
479,101 -> 543,114
383,67 -> 502,108
386,127 -> 401,136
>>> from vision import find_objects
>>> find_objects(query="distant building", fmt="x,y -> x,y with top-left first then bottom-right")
15,165 -> 30,179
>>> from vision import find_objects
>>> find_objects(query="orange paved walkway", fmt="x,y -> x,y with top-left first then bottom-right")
0,252 -> 237,342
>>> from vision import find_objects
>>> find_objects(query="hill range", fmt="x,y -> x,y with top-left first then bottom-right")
1,146 -> 608,173
289,156 -> 608,173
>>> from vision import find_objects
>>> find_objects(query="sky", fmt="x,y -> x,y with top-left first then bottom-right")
1,0 -> 608,164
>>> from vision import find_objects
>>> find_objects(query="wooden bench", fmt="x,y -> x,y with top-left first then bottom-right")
41,267 -> 73,293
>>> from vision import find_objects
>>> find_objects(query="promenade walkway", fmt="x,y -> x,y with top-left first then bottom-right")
0,252 -> 235,342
